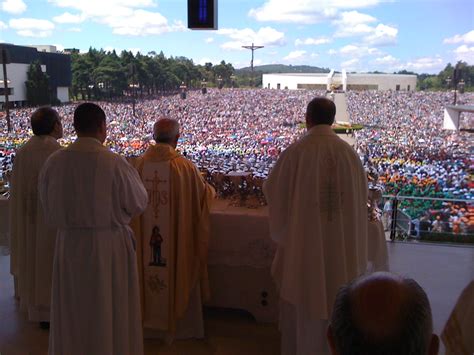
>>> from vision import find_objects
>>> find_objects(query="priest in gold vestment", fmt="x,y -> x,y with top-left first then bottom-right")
131,118 -> 215,342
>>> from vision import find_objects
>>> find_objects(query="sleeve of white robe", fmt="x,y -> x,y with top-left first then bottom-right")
263,149 -> 294,245
114,157 -> 148,219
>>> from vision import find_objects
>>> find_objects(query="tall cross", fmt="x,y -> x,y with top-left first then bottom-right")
242,43 -> 264,86
145,170 -> 167,219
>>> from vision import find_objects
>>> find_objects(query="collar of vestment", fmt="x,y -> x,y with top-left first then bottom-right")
142,143 -> 180,162
31,135 -> 58,144
306,124 -> 336,137
67,137 -> 107,152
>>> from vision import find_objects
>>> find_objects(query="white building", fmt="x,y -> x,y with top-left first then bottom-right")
262,71 -> 417,91
0,44 -> 71,106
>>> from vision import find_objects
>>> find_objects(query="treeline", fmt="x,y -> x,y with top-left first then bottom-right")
70,48 -> 245,100
34,48 -> 474,103
396,61 -> 474,91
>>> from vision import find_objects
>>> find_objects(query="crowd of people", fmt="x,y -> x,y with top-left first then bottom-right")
1,88 -> 473,234
348,90 -> 473,234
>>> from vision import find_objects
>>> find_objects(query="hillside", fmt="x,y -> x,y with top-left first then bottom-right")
237,64 -> 330,74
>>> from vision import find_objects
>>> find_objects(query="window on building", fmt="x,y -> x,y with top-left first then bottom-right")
277,83 -> 281,90
396,84 -> 400,91
407,85 -> 411,91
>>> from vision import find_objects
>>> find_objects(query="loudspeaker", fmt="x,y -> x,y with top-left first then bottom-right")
188,0 -> 217,30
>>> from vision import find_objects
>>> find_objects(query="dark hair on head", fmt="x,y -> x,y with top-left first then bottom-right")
306,97 -> 336,125
31,106 -> 59,136
73,102 -> 106,134
330,277 -> 433,355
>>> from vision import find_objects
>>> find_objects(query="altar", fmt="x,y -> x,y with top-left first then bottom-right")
206,199 -> 389,322
0,197 -> 388,323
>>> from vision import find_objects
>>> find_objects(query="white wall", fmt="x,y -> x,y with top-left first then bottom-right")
57,86 -> 69,103
262,74 -> 328,90
0,63 -> 30,103
262,73 -> 417,91
346,74 -> 416,91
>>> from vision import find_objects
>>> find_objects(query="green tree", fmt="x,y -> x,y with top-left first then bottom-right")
25,60 -> 51,106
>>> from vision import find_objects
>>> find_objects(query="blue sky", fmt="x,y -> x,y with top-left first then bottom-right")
0,0 -> 473,73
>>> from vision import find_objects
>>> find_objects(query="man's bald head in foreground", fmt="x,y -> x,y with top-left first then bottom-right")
328,272 -> 439,355
153,118 -> 180,148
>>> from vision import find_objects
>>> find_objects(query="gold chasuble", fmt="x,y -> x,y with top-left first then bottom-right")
130,143 -> 215,335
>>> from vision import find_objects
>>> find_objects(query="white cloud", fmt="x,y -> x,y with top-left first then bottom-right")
48,0 -> 183,36
332,10 -> 376,27
405,56 -> 443,72
205,37 -> 214,43
363,23 -> 398,45
67,27 -> 82,32
9,18 -> 55,37
1,0 -> 26,14
453,45 -> 474,63
334,23 -> 374,37
53,12 -> 85,24
109,11 -> 184,36
341,57 -> 359,69
283,50 -> 306,61
374,54 -> 399,65
295,36 -> 331,46
337,44 -> 381,59
0,20 -> 7,30
328,49 -> 337,55
340,44 -> 360,55
443,30 -> 474,45
330,10 -> 397,45
217,27 -> 285,51
248,0 -> 381,24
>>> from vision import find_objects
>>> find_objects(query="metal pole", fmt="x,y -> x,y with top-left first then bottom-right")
1,48 -> 11,132
132,63 -> 136,117
390,198 -> 398,241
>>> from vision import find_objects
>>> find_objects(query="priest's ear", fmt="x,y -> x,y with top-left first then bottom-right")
173,133 -> 180,149
305,113 -> 313,130
99,120 -> 107,143
52,119 -> 63,140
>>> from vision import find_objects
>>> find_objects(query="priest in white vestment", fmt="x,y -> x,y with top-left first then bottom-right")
9,107 -> 62,326
39,103 -> 148,355
130,118 -> 215,343
442,280 -> 474,355
263,97 -> 368,355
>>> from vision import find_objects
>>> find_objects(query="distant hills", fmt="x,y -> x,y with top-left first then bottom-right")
236,64 -> 330,74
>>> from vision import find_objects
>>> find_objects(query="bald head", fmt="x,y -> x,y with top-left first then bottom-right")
153,118 -> 180,148
328,272 -> 438,355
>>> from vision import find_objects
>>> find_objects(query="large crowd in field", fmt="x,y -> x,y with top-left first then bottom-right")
1,88 -> 473,234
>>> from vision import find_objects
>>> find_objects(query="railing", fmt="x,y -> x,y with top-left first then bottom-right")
381,194 -> 473,244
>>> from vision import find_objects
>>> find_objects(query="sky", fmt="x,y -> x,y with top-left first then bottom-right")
0,0 -> 473,73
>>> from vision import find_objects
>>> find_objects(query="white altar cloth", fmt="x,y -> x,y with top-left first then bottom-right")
0,197 -> 389,322
206,200 -> 389,322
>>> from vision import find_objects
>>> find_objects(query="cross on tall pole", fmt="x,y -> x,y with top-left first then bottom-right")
242,43 -> 264,87
0,46 -> 11,132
